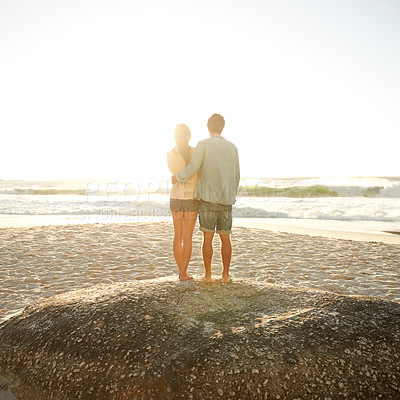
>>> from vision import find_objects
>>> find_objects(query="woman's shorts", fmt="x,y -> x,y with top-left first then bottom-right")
170,199 -> 199,212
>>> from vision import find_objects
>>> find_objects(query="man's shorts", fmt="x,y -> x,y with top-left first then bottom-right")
170,199 -> 199,212
198,201 -> 232,235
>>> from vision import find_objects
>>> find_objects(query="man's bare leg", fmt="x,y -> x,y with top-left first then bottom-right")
172,211 -> 184,279
219,234 -> 232,283
180,211 -> 198,281
202,232 -> 214,283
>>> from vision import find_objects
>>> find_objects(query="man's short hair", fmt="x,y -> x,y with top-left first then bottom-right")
207,114 -> 225,133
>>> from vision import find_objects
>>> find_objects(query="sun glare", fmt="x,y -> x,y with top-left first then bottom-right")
1,0 -> 399,180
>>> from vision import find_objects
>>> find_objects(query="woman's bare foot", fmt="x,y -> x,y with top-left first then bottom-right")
202,275 -> 212,283
180,274 -> 193,281
222,274 -> 231,284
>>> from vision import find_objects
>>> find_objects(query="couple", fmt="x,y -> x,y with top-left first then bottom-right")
167,113 -> 240,283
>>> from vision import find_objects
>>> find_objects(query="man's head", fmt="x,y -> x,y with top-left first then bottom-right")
207,114 -> 225,135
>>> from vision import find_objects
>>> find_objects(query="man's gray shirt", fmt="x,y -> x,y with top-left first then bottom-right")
176,135 -> 240,206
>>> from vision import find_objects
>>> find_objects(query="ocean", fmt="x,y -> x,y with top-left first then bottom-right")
0,177 -> 399,235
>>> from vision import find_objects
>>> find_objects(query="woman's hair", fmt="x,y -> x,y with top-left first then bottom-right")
174,124 -> 191,165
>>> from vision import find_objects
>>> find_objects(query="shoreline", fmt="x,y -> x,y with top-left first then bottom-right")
1,214 -> 399,245
234,218 -> 400,245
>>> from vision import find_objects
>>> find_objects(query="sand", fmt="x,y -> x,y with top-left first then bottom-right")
2,215 -> 400,245
1,221 -> 399,324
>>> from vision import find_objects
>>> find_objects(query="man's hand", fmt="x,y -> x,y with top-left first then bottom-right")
171,175 -> 178,185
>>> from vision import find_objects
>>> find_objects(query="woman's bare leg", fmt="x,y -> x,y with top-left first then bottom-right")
180,211 -> 198,280
172,211 -> 184,279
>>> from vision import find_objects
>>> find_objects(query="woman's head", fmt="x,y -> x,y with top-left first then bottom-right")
174,124 -> 192,165
174,124 -> 191,146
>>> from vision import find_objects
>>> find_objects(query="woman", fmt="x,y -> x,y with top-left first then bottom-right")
167,124 -> 199,281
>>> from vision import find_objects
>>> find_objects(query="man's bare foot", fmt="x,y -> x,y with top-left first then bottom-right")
180,274 -> 193,281
222,274 -> 231,284
202,275 -> 212,283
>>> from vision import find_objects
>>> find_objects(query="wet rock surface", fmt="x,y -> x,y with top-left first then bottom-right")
0,278 -> 399,399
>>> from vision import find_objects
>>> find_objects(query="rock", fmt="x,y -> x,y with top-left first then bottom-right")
0,277 -> 400,399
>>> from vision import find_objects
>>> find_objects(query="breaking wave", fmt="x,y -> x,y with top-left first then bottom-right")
238,183 -> 400,198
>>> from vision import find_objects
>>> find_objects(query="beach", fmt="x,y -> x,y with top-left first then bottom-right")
1,220 -> 399,324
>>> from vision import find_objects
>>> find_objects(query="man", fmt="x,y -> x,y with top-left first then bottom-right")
172,113 -> 240,283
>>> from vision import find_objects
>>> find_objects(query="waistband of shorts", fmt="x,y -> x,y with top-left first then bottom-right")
199,199 -> 232,207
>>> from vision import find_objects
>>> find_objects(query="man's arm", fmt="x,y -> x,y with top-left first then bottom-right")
176,142 -> 205,184
235,147 -> 240,190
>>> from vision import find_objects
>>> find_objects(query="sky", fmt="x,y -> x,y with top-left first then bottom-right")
1,0 -> 399,180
